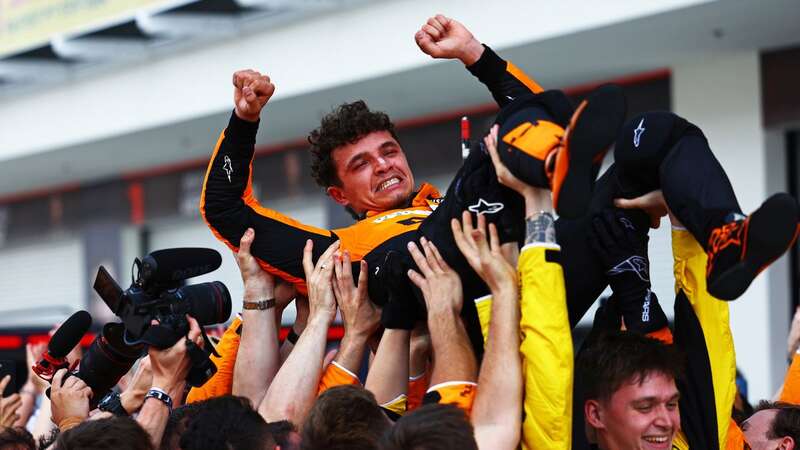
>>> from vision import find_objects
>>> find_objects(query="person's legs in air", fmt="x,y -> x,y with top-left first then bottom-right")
614,111 -> 800,300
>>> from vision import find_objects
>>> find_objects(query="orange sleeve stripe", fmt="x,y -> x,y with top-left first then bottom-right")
199,129 -> 231,249
506,61 -> 544,94
317,362 -> 360,395
780,353 -> 800,404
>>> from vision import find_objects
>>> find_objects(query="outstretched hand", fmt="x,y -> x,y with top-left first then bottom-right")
415,14 -> 484,66
333,251 -> 380,339
407,238 -> 463,316
452,211 -> 517,293
302,240 -> 340,324
232,69 -> 275,122
0,375 -> 21,427
614,190 -> 683,229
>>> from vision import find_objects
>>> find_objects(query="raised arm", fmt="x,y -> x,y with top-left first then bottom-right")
407,238 -> 478,413
415,14 -> 543,108
452,211 -> 521,450
258,240 -> 339,427
201,70 -> 337,292
232,228 -> 280,407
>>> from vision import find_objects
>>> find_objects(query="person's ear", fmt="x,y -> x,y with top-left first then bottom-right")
780,436 -> 795,450
327,185 -> 349,206
585,400 -> 606,430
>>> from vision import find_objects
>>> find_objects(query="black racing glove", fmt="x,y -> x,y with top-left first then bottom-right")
589,209 -> 668,334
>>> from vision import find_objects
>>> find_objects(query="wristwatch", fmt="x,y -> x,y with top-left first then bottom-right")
97,391 -> 129,417
243,298 -> 275,310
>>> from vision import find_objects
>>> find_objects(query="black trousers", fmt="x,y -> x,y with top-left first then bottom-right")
559,111 -> 742,326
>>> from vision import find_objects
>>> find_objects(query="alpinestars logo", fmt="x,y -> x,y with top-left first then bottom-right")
607,256 -> 649,283
467,198 -> 504,215
223,156 -> 233,182
641,289 -> 652,322
633,118 -> 646,148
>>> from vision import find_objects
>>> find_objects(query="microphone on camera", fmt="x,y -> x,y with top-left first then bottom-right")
32,310 -> 92,381
139,248 -> 222,286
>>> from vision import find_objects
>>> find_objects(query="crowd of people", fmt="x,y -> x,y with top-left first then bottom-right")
2,13 -> 800,450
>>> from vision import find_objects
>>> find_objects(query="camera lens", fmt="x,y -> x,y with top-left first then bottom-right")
179,281 -> 232,326
76,322 -> 143,406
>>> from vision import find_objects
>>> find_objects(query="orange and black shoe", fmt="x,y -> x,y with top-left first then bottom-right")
552,84 -> 627,218
706,193 -> 800,301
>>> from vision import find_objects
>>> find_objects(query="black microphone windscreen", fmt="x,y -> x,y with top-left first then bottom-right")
142,248 -> 222,285
49,310 -> 92,358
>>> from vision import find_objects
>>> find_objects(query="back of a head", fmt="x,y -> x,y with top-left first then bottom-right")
0,426 -> 37,450
179,395 -> 275,450
55,417 -> 153,450
381,403 -> 478,450
752,401 -> 800,443
301,385 -> 389,450
576,331 -> 683,405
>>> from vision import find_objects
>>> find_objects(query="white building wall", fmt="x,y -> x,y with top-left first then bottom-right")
672,51 -> 781,401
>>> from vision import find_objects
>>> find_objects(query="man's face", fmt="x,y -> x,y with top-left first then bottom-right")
742,409 -> 793,450
587,372 -> 680,450
327,131 -> 415,214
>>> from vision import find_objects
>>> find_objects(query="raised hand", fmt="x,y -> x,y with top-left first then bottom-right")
232,69 -> 275,122
414,14 -> 484,66
302,240 -> 340,324
49,370 -> 91,427
333,251 -> 380,339
0,375 -> 22,427
451,211 -> 517,294
407,237 -> 463,316
236,228 -> 275,301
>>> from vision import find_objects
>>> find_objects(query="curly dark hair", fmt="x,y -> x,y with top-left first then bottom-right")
308,100 -> 399,188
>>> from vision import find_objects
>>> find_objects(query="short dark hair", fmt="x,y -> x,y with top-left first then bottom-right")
301,385 -> 389,450
179,396 -> 275,450
308,100 -> 398,188
160,403 -> 201,450
267,420 -> 298,450
0,426 -> 36,450
754,401 -> 800,442
55,417 -> 153,450
576,331 -> 684,404
381,403 -> 478,450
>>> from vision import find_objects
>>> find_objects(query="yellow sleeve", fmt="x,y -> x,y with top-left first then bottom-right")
380,394 -> 408,417
518,243 -> 572,450
186,316 -> 242,403
474,294 -> 493,347
317,361 -> 360,395
671,229 -> 737,449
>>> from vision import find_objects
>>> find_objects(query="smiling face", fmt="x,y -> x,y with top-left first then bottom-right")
586,372 -> 680,450
326,130 -> 415,214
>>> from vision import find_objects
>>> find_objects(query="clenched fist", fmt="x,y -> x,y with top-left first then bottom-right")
415,14 -> 484,66
232,69 -> 275,122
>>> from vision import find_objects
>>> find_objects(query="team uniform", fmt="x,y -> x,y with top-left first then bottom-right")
474,242 -> 573,450
200,46 -> 550,355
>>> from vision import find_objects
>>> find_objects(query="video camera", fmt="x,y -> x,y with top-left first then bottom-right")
92,247 -> 232,386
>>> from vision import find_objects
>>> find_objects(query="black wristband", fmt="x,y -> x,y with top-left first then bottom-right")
287,328 -> 300,345
97,391 -> 129,417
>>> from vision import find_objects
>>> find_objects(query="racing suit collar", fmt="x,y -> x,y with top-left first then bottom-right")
364,182 -> 441,218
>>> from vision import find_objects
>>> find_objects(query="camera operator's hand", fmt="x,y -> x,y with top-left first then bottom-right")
415,14 -> 484,66
50,369 -> 91,429
149,315 -> 203,393
407,238 -> 463,316
333,251 -> 380,339
121,356 -> 152,414
232,69 -> 275,123
302,239 -> 339,324
452,211 -> 517,295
